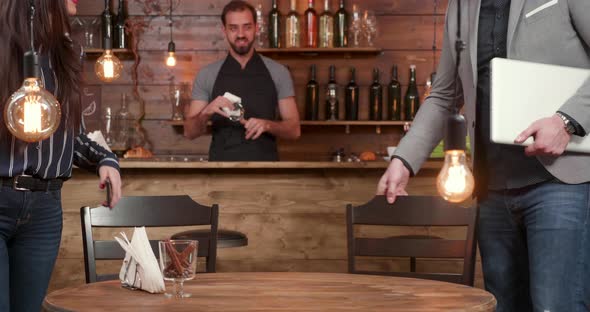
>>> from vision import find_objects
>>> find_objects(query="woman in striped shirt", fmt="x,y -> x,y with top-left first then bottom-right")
0,1 -> 122,311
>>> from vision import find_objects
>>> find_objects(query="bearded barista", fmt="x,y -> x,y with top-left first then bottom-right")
184,0 -> 300,161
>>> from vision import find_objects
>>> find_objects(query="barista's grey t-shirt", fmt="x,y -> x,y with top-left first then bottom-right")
192,54 -> 294,102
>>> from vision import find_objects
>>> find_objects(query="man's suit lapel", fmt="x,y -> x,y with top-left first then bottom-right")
508,0 -> 525,55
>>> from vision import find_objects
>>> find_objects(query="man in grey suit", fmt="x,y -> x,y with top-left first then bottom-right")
378,0 -> 590,310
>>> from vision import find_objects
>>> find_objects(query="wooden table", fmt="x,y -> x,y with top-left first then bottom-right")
43,272 -> 496,312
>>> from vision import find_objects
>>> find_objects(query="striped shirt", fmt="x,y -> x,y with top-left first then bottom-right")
0,54 -> 119,179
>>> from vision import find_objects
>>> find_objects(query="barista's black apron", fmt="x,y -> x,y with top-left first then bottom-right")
209,52 -> 279,161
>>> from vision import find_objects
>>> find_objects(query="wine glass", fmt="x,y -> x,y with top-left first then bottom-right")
362,10 -> 378,47
349,4 -> 363,47
159,240 -> 198,299
169,83 -> 187,121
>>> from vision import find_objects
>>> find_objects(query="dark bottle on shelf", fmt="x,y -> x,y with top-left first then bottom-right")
304,0 -> 318,48
345,67 -> 359,120
334,0 -> 348,47
101,0 -> 114,48
387,65 -> 402,120
305,65 -> 320,120
269,0 -> 281,48
404,65 -> 420,120
369,68 -> 383,120
325,65 -> 339,120
114,0 -> 128,49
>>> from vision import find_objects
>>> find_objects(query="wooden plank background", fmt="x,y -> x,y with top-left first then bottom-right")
75,0 -> 447,159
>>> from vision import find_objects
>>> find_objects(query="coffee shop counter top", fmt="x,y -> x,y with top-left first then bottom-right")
117,159 -> 443,170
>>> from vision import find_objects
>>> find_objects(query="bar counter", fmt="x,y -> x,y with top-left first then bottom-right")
49,159 -> 483,292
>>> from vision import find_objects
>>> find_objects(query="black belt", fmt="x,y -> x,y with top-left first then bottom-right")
0,175 -> 64,191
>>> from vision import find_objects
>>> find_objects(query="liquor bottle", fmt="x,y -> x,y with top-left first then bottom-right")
345,67 -> 359,120
269,0 -> 281,48
115,93 -> 135,150
101,0 -> 114,48
304,0 -> 318,48
285,0 -> 301,48
404,65 -> 420,120
387,65 -> 402,121
334,0 -> 348,47
114,0 -> 128,49
325,65 -> 339,120
318,0 -> 334,48
369,68 -> 383,120
305,65 -> 320,120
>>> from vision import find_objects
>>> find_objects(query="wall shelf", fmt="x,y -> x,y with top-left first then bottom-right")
301,120 -> 411,134
256,47 -> 382,58
83,48 -> 133,58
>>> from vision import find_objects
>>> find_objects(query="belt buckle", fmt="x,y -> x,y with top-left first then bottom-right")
13,175 -> 32,191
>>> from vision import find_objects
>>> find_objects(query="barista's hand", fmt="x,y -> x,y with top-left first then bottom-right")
203,96 -> 233,119
241,118 -> 271,140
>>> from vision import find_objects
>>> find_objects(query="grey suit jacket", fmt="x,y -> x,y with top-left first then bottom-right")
394,0 -> 590,184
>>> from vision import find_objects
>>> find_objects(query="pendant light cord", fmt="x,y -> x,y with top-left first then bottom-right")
169,0 -> 173,43
29,0 -> 35,51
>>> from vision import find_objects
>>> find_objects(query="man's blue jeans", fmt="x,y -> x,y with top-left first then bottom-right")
478,180 -> 590,312
0,185 -> 63,312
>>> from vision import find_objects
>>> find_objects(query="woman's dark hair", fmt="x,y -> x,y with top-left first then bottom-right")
221,0 -> 257,26
0,0 -> 82,136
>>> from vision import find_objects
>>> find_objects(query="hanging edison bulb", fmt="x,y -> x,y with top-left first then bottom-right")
165,1 -> 177,67
166,42 -> 177,67
5,54 -> 61,142
4,2 -> 61,143
95,49 -> 123,82
436,150 -> 474,203
436,114 -> 474,203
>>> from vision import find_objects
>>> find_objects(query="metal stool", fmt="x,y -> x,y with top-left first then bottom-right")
172,229 -> 248,248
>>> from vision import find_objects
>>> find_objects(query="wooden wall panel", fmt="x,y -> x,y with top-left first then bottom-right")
76,0 -> 446,156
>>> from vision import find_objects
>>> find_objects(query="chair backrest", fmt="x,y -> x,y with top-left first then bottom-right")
81,195 -> 219,283
346,195 -> 478,286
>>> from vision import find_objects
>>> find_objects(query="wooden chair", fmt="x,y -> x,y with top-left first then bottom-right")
81,195 -> 218,283
346,195 -> 478,286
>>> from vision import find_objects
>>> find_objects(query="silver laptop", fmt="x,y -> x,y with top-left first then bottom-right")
490,57 -> 590,153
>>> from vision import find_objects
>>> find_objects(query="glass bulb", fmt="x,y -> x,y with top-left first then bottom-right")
95,50 -> 123,82
4,78 -> 61,142
166,52 -> 177,67
436,150 -> 475,203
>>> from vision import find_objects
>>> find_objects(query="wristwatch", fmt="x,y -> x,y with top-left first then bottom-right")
556,112 -> 576,135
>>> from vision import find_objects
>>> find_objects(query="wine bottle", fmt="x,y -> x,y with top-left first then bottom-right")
325,65 -> 339,120
387,65 -> 402,120
285,0 -> 301,48
369,68 -> 383,120
345,67 -> 359,120
269,0 -> 281,48
318,0 -> 334,48
305,65 -> 320,120
334,0 -> 348,47
404,65 -> 420,120
114,0 -> 128,49
304,0 -> 318,48
101,0 -> 114,49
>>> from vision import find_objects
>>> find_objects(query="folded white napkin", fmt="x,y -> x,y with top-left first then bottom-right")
115,227 -> 165,294
86,130 -> 112,152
